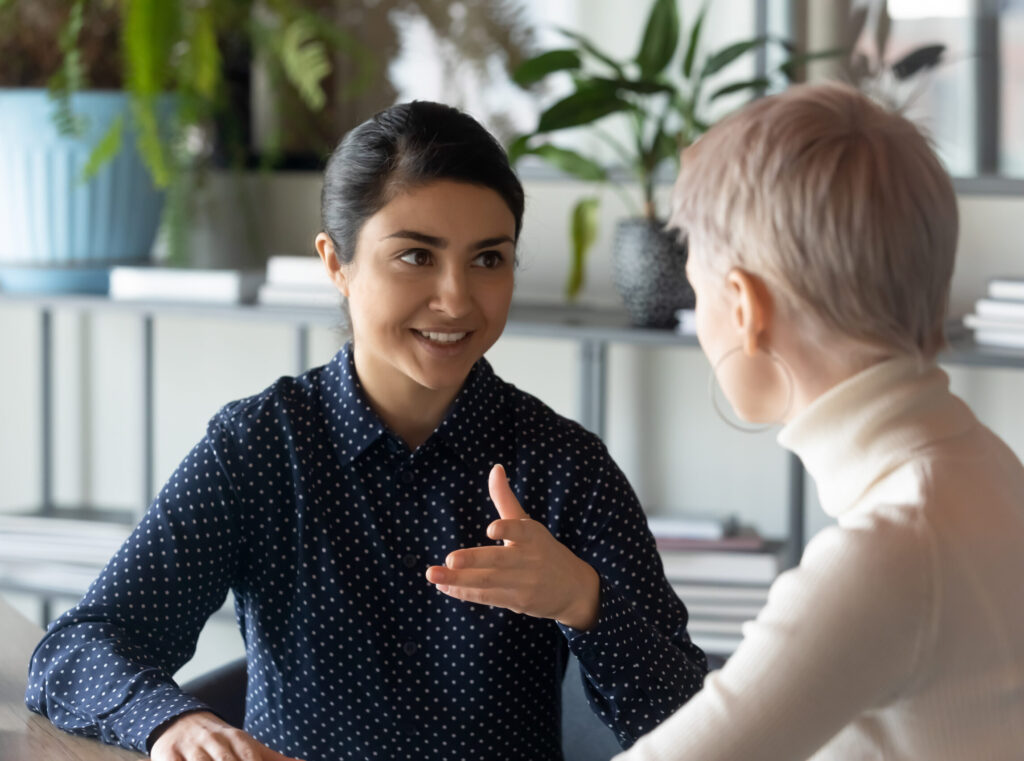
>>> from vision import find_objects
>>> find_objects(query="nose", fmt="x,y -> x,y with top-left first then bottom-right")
430,265 -> 472,318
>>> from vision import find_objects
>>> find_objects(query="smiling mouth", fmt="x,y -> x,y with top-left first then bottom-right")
413,329 -> 471,344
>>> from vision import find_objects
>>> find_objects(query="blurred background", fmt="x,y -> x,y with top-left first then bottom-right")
1,0 -> 1023,673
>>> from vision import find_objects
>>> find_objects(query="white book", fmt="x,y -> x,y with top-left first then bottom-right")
974,298 -> 1024,321
973,329 -> 1024,350
266,255 -> 329,286
660,545 -> 785,585
648,514 -> 737,542
675,308 -> 696,335
671,582 -> 771,604
257,282 -> 343,309
685,601 -> 765,620
963,314 -> 1024,333
687,618 -> 747,637
690,631 -> 743,656
110,266 -> 264,304
987,277 -> 1024,302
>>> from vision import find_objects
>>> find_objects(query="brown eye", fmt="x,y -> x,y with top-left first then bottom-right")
399,249 -> 432,266
473,250 -> 504,269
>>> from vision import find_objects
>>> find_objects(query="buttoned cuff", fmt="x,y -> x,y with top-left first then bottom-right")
558,578 -> 647,679
102,679 -> 212,753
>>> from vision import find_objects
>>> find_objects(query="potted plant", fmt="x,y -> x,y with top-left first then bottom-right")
842,1 -> 946,111
0,0 -> 345,293
509,0 -> 827,326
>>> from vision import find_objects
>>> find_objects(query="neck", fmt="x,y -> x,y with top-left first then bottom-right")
774,329 -> 896,424
351,344 -> 464,450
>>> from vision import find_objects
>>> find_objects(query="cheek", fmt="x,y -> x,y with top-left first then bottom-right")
478,272 -> 514,322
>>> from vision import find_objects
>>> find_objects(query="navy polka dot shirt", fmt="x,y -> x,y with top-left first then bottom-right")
26,343 -> 707,760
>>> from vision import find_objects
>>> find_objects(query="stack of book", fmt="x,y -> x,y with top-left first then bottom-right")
649,515 -> 784,657
109,265 -> 264,304
0,515 -> 130,598
258,255 -> 342,308
963,277 -> 1024,350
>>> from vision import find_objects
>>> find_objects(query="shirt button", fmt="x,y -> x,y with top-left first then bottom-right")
399,470 -> 414,485
402,641 -> 418,655
402,553 -> 418,569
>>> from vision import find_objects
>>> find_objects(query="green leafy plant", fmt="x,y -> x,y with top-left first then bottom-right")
508,0 -> 831,301
0,0 -> 375,260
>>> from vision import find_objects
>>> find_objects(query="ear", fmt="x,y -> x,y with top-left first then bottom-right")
725,268 -> 772,356
315,232 -> 350,298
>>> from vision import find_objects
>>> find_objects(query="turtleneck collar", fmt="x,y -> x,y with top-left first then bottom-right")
777,355 -> 975,518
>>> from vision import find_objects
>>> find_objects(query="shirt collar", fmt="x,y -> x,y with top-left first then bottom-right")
776,355 -> 974,518
319,343 -> 387,465
320,342 -> 511,472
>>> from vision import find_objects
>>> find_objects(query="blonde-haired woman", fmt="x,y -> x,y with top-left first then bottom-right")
616,81 -> 1024,760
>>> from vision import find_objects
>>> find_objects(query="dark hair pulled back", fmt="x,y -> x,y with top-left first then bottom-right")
321,101 -> 525,263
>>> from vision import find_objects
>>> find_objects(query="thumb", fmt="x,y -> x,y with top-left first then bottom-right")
489,464 -> 528,520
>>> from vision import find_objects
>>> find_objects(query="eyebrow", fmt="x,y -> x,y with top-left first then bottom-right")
383,230 -> 514,249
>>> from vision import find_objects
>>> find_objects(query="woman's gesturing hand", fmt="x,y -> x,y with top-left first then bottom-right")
425,464 -> 601,630
150,711 -> 306,761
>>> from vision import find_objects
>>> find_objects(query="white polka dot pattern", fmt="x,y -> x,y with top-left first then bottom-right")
25,343 -> 707,759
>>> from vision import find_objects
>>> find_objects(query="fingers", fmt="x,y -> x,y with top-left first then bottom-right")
488,464 -> 528,521
441,545 -> 511,570
425,567 -> 506,590
487,517 -> 533,544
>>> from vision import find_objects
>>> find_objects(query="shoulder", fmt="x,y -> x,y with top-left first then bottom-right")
498,375 -> 613,469
787,506 -> 934,621
207,364 -> 328,445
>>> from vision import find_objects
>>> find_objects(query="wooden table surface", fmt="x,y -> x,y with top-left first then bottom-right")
0,596 -> 143,760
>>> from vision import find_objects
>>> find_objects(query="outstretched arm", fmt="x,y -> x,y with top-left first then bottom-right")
427,459 -> 708,746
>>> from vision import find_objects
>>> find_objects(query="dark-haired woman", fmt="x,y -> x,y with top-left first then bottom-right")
26,102 -> 707,761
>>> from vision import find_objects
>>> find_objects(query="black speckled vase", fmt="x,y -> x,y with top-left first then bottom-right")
611,218 -> 694,328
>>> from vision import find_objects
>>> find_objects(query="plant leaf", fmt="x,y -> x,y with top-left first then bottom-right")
506,134 -> 533,163
556,26 -> 625,77
636,0 -> 680,78
709,77 -> 771,102
525,145 -> 607,181
591,76 -> 674,95
536,84 -> 633,132
513,49 -> 581,87
186,7 -> 221,100
279,18 -> 331,111
682,0 -> 709,78
702,37 -> 767,78
876,1 -> 892,63
778,47 -> 847,82
890,44 -> 945,80
81,114 -> 124,183
567,196 -> 600,301
131,96 -> 172,187
123,0 -> 179,95
48,0 -> 87,137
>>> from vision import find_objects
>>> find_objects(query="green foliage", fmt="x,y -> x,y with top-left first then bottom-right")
34,1 -> 361,188
512,49 -> 581,87
48,0 -> 87,136
509,0 -> 828,300
20,0 -> 373,262
278,17 -> 331,111
567,197 -> 600,301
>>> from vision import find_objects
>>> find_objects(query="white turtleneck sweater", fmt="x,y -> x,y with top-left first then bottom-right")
615,356 -> 1024,761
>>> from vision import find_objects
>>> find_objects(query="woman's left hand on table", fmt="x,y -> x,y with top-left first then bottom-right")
426,463 -> 600,630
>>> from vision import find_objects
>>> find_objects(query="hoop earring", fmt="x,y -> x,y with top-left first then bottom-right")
708,345 -> 795,433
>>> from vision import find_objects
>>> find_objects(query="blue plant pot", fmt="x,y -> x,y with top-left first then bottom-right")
0,89 -> 170,294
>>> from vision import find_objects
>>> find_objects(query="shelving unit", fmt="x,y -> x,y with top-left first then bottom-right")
3,293 -> 1023,612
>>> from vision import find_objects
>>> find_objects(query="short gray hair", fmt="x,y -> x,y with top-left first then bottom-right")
671,81 -> 958,359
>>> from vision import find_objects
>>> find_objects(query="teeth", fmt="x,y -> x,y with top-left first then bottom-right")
418,330 -> 467,343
